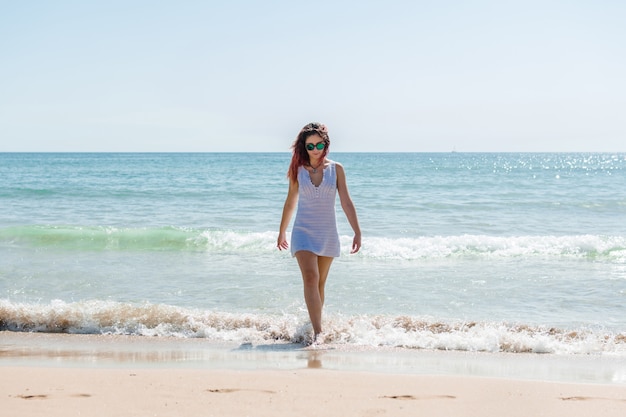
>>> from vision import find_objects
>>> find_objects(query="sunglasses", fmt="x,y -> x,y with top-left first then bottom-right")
306,141 -> 326,151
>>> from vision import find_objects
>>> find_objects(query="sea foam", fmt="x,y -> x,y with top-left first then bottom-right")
2,225 -> 625,261
1,299 -> 624,355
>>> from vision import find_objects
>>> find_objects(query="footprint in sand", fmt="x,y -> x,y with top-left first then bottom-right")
382,394 -> 456,400
207,388 -> 276,394
17,393 -> 91,399
17,394 -> 48,400
561,396 -> 626,403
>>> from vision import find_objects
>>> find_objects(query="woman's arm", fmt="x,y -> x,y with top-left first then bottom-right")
277,178 -> 299,250
336,163 -> 362,253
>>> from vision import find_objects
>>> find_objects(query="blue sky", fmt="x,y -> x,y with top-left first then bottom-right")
1,0 -> 625,152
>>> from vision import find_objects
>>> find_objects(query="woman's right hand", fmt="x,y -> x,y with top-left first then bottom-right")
277,232 -> 289,251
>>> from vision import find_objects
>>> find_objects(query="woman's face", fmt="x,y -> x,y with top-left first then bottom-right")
304,134 -> 326,157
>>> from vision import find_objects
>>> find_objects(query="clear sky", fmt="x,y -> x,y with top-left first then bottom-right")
1,0 -> 625,152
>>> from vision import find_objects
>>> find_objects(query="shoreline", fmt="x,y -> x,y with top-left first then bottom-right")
2,331 -> 625,384
2,332 -> 626,416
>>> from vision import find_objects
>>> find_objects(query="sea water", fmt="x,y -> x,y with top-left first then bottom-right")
1,152 -> 625,355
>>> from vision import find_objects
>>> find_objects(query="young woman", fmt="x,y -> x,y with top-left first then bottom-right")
277,122 -> 361,342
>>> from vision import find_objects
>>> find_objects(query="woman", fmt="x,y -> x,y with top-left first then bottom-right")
277,122 -> 361,343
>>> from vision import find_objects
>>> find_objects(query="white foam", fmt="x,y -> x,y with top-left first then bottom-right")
1,299 -> 624,356
356,234 -> 626,260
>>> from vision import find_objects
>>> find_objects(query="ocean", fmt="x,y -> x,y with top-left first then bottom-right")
1,152 -> 625,356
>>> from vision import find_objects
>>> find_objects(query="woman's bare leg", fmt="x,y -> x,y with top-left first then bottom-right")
317,255 -> 334,307
295,251 -> 334,338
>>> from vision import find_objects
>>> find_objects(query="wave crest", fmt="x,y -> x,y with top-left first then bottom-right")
2,226 -> 625,261
1,300 -> 624,355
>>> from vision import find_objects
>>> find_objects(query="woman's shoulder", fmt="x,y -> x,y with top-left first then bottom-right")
327,159 -> 344,172
326,159 -> 343,168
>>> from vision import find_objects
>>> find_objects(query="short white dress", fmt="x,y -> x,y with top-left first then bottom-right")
290,161 -> 341,257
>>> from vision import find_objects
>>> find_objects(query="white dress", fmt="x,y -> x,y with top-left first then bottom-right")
290,161 -> 340,257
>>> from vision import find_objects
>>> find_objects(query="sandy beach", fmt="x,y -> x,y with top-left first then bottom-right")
1,332 -> 626,416
2,366 -> 626,417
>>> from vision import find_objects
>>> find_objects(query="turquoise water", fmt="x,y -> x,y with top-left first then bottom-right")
1,152 -> 625,354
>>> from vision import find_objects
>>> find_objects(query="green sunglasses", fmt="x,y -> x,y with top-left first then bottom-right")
306,141 -> 326,151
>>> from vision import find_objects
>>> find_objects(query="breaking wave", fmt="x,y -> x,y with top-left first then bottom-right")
1,299 -> 624,355
1,225 -> 625,261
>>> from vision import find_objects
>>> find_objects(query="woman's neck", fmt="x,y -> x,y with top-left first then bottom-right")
309,157 -> 324,167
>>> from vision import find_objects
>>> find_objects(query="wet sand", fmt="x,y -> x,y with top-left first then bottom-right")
2,332 -> 625,416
